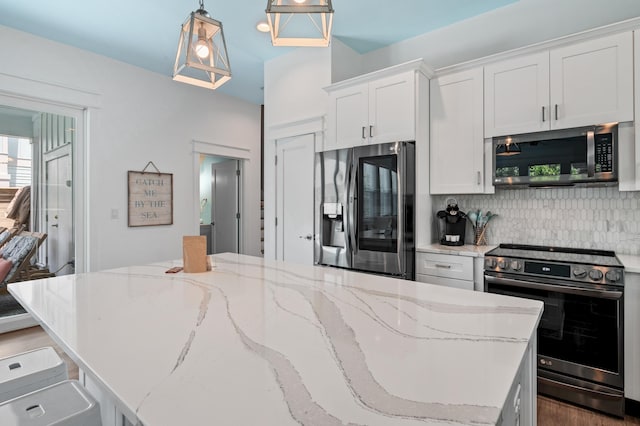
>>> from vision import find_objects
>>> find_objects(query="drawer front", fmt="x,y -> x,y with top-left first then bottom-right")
416,274 -> 474,291
416,252 -> 474,281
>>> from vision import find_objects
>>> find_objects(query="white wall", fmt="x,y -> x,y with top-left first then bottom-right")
360,0 -> 640,73
263,47 -> 331,260
0,24 -> 261,271
264,47 -> 331,128
330,38 -> 362,83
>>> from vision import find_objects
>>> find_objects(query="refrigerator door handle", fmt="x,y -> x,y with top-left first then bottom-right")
396,147 -> 405,276
348,154 -> 358,255
344,154 -> 352,257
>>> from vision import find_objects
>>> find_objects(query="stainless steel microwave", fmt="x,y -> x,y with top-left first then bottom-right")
493,124 -> 618,187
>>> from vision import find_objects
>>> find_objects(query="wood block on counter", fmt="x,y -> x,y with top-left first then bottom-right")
183,236 -> 207,273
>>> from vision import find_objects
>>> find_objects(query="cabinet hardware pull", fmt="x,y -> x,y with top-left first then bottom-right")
477,171 -> 481,185
555,104 -> 558,120
435,264 -> 452,269
542,106 -> 545,122
369,125 -> 373,138
362,126 -> 366,139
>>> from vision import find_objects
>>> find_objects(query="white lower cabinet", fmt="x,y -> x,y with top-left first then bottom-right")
625,272 -> 640,402
415,252 -> 474,290
499,335 -> 536,426
80,369 -> 135,426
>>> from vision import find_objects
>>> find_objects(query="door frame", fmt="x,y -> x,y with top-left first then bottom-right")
0,74 -> 96,333
264,116 -> 323,260
0,92 -> 92,275
192,140 -> 249,254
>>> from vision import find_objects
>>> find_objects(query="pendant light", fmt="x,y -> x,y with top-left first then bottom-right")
496,141 -> 522,156
173,0 -> 231,90
266,0 -> 334,47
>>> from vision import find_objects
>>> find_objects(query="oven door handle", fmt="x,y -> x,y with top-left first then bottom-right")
484,275 -> 623,299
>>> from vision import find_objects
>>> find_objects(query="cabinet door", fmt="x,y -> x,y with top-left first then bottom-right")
484,52 -> 550,137
625,272 -> 640,402
368,71 -> 416,144
550,32 -> 633,129
430,68 -> 485,194
326,84 -> 368,150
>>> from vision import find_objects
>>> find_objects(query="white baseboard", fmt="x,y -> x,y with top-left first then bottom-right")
0,313 -> 37,334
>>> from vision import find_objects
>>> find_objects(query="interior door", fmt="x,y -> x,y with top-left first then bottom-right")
44,144 -> 73,275
276,133 -> 315,265
211,159 -> 239,254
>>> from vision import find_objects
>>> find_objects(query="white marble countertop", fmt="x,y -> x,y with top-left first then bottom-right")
416,244 -> 497,257
619,254 -> 640,274
9,253 -> 542,426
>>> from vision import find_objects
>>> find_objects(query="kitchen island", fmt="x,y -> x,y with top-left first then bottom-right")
8,253 -> 542,426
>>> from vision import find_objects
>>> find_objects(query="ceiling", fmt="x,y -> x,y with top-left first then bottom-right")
0,0 -> 521,104
0,1 -> 639,105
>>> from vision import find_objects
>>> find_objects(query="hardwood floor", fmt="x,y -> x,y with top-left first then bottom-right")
1,326 -> 640,424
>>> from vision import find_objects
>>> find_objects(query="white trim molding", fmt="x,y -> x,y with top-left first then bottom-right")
435,16 -> 640,77
268,115 -> 325,141
0,72 -> 102,109
192,139 -> 252,160
323,59 -> 434,93
0,313 -> 37,334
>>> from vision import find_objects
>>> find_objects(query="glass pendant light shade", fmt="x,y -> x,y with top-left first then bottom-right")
496,142 -> 522,156
173,1 -> 231,90
266,0 -> 334,47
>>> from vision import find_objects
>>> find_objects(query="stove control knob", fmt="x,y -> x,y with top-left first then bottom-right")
497,259 -> 508,270
605,270 -> 622,283
485,258 -> 497,269
589,269 -> 603,281
573,267 -> 587,278
510,260 -> 522,271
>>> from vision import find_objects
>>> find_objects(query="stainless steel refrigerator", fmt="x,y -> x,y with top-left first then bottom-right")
314,141 -> 415,279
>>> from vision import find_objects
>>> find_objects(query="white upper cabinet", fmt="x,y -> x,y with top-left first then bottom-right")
484,32 -> 633,137
485,52 -> 550,137
550,32 -> 633,129
619,30 -> 640,192
367,72 -> 416,144
324,61 -> 428,151
326,84 -> 369,151
430,67 -> 485,194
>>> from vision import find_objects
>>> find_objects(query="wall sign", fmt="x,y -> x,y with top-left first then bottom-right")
128,162 -> 173,227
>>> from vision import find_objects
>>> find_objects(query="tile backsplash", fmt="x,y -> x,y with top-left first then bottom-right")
432,187 -> 640,255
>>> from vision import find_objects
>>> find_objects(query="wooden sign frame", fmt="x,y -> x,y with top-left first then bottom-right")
128,163 -> 173,227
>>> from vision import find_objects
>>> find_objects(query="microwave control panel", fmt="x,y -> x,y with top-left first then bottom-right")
595,134 -> 613,172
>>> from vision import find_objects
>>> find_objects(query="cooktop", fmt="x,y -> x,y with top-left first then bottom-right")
485,244 -> 623,267
484,244 -> 624,285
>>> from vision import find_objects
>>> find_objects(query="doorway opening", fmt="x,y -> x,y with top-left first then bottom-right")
0,105 -> 78,329
199,154 -> 241,255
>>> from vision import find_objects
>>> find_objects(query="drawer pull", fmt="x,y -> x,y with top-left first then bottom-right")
435,264 -> 452,269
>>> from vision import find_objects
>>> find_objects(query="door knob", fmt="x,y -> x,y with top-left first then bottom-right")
299,234 -> 313,240
51,224 -> 58,228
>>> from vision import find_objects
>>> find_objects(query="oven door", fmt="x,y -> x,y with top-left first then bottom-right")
485,273 -> 623,389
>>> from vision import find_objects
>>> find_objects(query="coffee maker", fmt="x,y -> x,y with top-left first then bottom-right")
436,199 -> 467,246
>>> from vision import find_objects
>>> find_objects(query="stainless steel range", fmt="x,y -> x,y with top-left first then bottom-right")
484,244 -> 625,417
